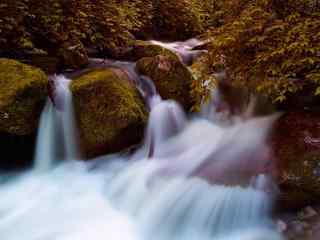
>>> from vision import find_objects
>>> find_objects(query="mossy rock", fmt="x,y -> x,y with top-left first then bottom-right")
128,40 -> 180,62
71,68 -> 148,158
0,58 -> 48,135
136,55 -> 195,110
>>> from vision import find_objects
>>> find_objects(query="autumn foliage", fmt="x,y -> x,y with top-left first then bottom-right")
207,0 -> 320,103
0,0 -> 213,64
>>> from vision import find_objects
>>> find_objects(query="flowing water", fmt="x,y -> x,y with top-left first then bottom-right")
149,39 -> 207,65
34,75 -> 80,171
0,58 -> 283,240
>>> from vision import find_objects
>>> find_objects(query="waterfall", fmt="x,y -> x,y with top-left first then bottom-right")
34,100 -> 60,171
34,75 -> 80,171
0,64 -> 283,240
57,76 -> 80,161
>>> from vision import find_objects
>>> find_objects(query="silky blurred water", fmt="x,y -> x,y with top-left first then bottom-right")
0,62 -> 282,240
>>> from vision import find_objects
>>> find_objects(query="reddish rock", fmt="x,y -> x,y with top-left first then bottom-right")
273,111 -> 320,209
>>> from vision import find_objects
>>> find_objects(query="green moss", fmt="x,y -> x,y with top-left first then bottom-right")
71,68 -> 148,157
136,55 -> 195,110
0,58 -> 48,135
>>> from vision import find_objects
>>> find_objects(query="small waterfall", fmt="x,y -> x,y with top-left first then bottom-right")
144,100 -> 186,158
34,75 -> 80,171
34,100 -> 60,171
56,76 -> 80,161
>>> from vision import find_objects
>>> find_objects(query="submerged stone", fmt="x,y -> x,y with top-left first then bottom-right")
71,68 -> 148,158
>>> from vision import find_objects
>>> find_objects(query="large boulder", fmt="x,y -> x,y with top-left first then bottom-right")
136,55 -> 195,110
0,59 -> 48,135
0,58 -> 48,169
71,68 -> 148,158
273,111 -> 320,209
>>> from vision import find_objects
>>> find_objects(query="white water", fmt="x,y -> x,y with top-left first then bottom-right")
0,71 -> 283,240
150,39 -> 207,65
34,75 -> 80,171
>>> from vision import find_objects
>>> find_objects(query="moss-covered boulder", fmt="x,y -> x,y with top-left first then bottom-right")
0,58 -> 48,169
0,59 -> 48,135
71,68 -> 148,158
136,55 -> 195,110
128,40 -> 180,62
273,111 -> 320,209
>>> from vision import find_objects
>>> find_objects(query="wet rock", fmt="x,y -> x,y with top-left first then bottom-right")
71,68 -> 148,158
136,55 -> 195,110
273,111 -> 320,209
0,59 -> 48,169
279,205 -> 320,240
57,41 -> 89,70
128,40 -> 180,62
0,58 -> 48,135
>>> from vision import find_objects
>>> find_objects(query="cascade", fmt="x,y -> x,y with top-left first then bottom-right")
0,56 -> 283,240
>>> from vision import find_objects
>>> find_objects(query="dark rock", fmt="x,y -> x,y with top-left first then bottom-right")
0,132 -> 36,171
58,41 -> 89,70
273,111 -> 320,209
